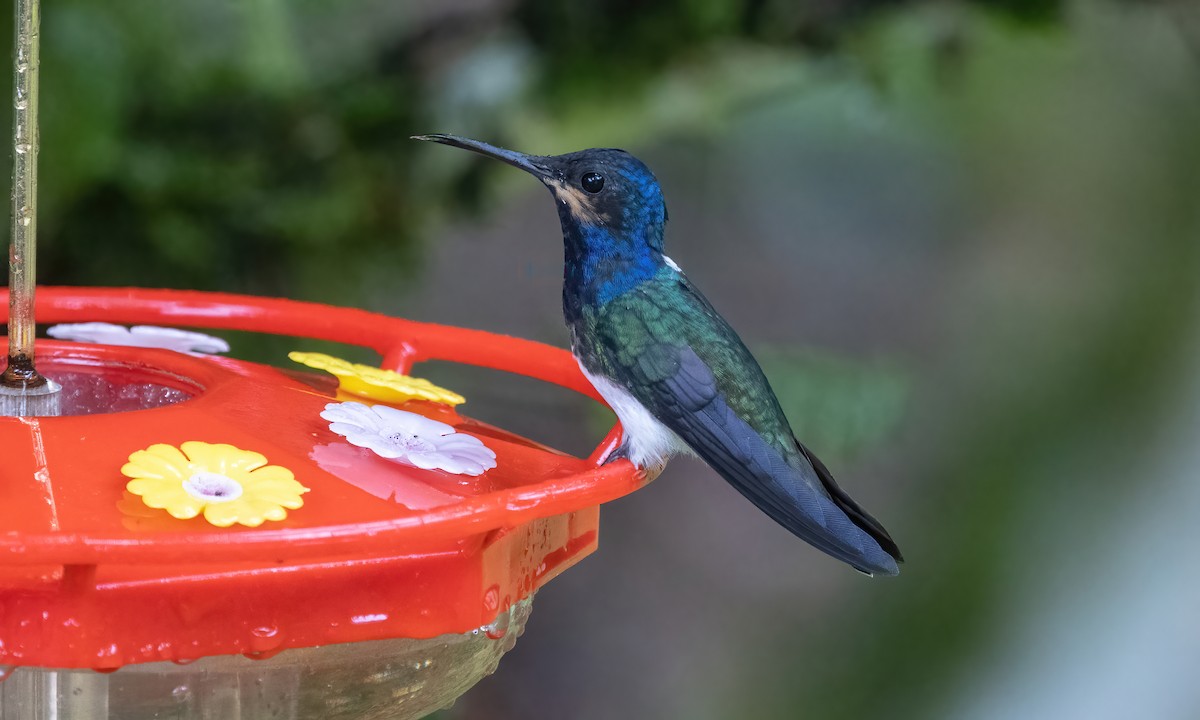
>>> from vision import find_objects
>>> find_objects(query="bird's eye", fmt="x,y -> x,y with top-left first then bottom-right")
581,172 -> 605,194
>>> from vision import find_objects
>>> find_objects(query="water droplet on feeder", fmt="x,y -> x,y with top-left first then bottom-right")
0,666 -> 14,683
351,613 -> 388,625
482,585 -> 500,611
172,684 -> 191,702
243,648 -> 283,661
248,625 -> 283,654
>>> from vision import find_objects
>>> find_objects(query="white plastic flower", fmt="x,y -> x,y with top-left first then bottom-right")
320,401 -> 496,476
47,322 -> 229,354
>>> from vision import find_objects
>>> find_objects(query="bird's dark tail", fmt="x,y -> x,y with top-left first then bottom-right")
796,439 -> 903,566
693,423 -> 902,576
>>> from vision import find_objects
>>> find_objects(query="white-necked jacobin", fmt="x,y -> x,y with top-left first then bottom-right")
414,134 -> 902,576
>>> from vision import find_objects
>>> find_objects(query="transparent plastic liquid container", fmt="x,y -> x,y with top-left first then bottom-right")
0,598 -> 531,720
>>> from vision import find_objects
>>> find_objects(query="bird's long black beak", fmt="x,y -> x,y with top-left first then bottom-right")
411,134 -> 557,181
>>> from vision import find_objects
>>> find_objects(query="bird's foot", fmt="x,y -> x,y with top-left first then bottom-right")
602,443 -> 670,483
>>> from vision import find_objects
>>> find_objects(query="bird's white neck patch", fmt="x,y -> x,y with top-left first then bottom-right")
662,255 -> 682,272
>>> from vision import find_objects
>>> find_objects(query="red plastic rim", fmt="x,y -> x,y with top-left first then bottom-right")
0,287 -> 647,667
0,287 -> 643,567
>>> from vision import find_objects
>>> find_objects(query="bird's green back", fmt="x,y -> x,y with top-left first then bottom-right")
575,267 -> 801,465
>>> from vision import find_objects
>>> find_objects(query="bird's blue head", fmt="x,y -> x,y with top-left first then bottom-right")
414,134 -> 669,303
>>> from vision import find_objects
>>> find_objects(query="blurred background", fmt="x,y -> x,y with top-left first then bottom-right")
11,0 -> 1200,718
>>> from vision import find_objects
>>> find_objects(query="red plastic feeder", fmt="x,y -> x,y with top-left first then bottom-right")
0,287 -> 647,719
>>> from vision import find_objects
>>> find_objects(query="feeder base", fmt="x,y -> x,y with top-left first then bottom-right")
0,598 -> 532,720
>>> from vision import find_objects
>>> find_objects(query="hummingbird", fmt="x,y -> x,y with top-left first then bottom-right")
413,134 -> 902,576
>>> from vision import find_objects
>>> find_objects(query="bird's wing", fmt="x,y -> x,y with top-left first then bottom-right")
638,343 -> 899,575
592,275 -> 900,575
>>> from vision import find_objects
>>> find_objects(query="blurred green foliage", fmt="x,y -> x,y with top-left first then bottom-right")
738,5 -> 1200,720
756,348 -> 909,462
20,0 -> 1082,305
32,1 -> 427,301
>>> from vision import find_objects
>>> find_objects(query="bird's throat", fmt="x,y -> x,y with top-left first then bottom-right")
562,223 -> 662,309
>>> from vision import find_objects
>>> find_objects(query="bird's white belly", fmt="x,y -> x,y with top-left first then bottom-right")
576,359 -> 685,469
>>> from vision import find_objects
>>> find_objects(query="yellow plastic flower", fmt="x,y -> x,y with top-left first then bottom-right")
288,351 -> 465,406
122,441 -> 309,528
